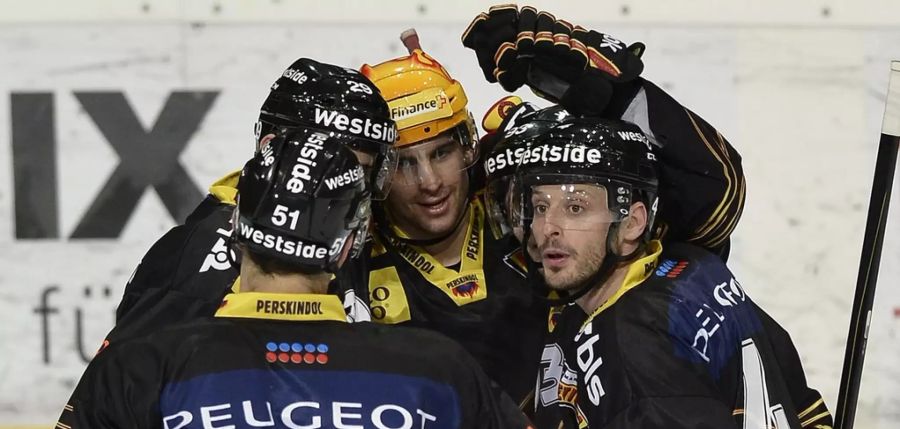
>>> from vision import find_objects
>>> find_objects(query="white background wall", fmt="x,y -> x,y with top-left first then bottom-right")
1,1 -> 899,427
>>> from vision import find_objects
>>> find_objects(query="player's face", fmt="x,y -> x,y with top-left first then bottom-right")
530,184 -> 614,291
384,133 -> 471,240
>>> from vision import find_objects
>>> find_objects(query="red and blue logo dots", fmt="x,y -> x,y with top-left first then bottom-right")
655,259 -> 689,279
265,342 -> 329,365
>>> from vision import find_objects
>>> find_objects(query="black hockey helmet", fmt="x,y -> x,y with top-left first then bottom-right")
515,116 -> 659,236
515,116 -> 659,303
482,102 -> 571,239
235,127 -> 371,274
257,58 -> 398,199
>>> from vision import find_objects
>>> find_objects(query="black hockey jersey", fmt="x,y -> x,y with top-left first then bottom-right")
334,77 -> 750,407
345,198 -> 547,408
59,292 -> 530,429
533,242 -> 832,429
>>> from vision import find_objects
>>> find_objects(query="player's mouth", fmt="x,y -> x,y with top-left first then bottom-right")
417,194 -> 451,217
542,248 -> 571,269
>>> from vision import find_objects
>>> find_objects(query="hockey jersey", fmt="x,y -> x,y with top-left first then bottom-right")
533,241 -> 832,429
59,292 -> 530,429
346,198 -> 547,408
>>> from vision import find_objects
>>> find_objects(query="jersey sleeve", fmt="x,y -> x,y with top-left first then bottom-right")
57,342 -> 162,429
620,79 -> 746,257
659,255 -> 829,429
116,223 -> 195,321
110,197 -> 237,341
754,303 -> 834,428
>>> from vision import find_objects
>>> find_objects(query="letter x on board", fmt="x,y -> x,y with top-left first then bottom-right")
71,92 -> 218,238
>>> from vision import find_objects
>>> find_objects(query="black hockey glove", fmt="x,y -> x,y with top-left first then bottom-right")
460,4 -> 527,91
462,4 -> 646,115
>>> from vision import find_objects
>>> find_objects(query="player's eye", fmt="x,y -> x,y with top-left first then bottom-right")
432,144 -> 454,161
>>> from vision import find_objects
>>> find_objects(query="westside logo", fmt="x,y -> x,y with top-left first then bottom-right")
324,165 -> 364,191
519,144 -> 606,166
238,220 -> 327,260
617,130 -> 650,147
281,68 -> 308,85
484,146 -> 528,174
313,108 -> 396,143
286,132 -> 327,194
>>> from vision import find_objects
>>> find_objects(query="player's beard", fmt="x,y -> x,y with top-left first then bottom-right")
540,237 -> 607,292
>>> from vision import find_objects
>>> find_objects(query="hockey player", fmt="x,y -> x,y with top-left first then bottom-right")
106,58 -> 397,344
57,128 -> 530,429
356,39 -> 549,407
511,117 -> 830,428
467,7 -> 830,427
483,99 -> 830,429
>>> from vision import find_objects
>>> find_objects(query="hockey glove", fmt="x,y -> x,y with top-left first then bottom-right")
517,8 -> 647,114
461,4 -> 526,91
462,5 -> 646,115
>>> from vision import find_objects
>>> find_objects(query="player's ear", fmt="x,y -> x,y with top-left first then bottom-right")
620,201 -> 648,242
257,133 -> 276,152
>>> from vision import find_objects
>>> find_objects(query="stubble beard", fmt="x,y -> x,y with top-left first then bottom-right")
542,239 -> 607,292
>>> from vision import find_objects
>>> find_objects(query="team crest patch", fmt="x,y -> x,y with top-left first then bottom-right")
450,280 -> 481,298
655,259 -> 689,278
446,273 -> 481,298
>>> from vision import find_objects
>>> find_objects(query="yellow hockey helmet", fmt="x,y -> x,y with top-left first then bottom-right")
360,41 -> 477,151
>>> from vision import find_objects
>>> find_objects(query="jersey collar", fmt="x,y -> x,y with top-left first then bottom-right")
379,199 -> 489,306
581,240 -> 663,330
215,292 -> 346,322
208,169 -> 240,206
